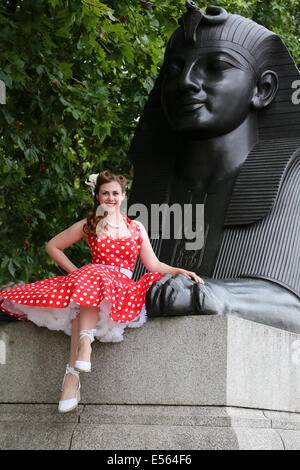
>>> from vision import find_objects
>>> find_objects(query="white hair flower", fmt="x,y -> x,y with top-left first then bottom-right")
85,173 -> 99,195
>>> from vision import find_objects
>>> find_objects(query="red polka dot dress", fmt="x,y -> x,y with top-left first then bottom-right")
0,214 -> 163,342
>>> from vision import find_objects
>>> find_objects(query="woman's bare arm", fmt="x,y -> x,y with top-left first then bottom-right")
45,219 -> 87,273
136,221 -> 204,284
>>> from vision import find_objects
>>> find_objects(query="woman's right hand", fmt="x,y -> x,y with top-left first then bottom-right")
172,267 -> 205,284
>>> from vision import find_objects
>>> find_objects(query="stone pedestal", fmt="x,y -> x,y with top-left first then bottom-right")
0,315 -> 300,449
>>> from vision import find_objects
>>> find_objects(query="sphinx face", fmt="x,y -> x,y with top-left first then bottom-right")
161,45 -> 258,139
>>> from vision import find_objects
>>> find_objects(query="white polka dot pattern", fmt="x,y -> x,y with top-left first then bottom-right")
0,214 -> 163,324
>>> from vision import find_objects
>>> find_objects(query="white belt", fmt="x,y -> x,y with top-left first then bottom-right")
103,265 -> 133,279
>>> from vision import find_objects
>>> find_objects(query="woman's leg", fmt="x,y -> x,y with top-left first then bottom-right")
77,305 -> 99,362
59,306 -> 99,401
69,314 -> 80,368
59,314 -> 80,401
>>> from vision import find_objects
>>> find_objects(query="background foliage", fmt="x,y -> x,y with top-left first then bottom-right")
0,0 -> 299,283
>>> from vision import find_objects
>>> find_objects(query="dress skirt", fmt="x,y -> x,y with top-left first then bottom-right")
0,263 -> 163,343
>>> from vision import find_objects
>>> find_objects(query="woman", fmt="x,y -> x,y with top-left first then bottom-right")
0,170 -> 204,413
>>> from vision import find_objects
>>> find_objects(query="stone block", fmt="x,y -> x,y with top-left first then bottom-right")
2,404 -> 300,450
1,315 -> 300,449
0,404 -> 83,450
0,315 -> 300,412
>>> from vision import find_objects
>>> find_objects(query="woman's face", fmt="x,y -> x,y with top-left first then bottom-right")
96,181 -> 126,215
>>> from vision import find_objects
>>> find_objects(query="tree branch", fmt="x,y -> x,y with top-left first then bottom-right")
124,0 -> 140,39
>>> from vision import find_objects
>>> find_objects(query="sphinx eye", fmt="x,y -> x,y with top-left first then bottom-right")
164,60 -> 183,76
208,59 -> 234,72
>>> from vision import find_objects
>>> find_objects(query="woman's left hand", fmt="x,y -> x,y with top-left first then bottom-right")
174,268 -> 205,284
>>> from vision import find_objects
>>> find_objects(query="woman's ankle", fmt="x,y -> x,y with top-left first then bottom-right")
77,336 -> 92,362
60,373 -> 79,400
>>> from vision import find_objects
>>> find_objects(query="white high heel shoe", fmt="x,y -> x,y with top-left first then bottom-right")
58,364 -> 80,414
74,329 -> 96,373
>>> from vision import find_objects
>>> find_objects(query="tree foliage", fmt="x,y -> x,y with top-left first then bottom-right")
0,0 -> 299,283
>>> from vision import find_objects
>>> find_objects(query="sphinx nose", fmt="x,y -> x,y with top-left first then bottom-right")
178,63 -> 203,93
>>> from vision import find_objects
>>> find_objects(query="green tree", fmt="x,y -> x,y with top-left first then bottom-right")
0,0 -> 299,284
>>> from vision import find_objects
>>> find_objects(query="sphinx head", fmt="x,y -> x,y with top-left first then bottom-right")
128,1 -> 300,200
161,2 -> 280,139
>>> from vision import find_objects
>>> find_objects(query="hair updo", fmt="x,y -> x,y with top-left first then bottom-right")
83,170 -> 127,238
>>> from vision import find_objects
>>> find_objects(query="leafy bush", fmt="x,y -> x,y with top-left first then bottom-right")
0,0 -> 299,283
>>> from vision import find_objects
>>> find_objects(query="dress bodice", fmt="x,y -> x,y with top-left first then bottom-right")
87,214 -> 143,272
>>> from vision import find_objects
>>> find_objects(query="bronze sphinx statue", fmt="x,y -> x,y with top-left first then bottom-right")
128,2 -> 300,333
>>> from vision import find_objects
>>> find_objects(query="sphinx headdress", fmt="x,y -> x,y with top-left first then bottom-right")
128,3 -> 300,211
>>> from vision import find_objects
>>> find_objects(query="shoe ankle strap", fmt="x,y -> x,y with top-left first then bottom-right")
79,329 -> 96,343
66,364 -> 80,378
61,364 -> 80,391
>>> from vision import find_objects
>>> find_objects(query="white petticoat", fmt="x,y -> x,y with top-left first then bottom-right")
1,298 -> 147,343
